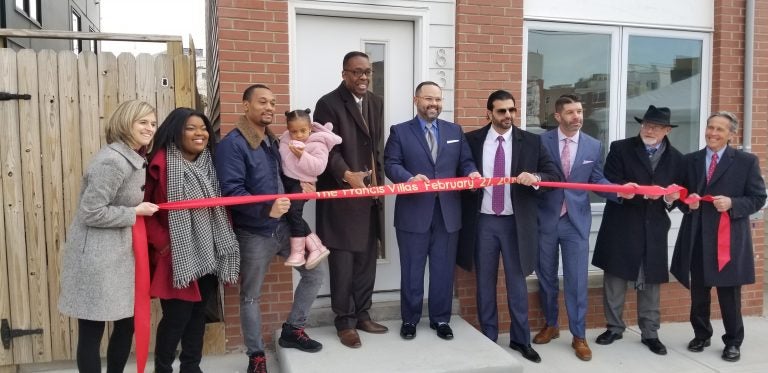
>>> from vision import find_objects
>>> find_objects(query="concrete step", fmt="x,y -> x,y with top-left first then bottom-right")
304,296 -> 461,328
275,317 -> 522,373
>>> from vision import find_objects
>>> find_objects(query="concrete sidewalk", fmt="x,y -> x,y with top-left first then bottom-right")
23,316 -> 768,372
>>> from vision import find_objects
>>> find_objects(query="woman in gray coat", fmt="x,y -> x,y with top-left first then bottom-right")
58,100 -> 159,373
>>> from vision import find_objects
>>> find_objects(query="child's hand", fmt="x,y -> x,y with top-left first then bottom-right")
289,144 -> 304,158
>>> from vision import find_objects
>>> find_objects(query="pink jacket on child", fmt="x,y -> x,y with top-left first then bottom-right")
279,121 -> 342,182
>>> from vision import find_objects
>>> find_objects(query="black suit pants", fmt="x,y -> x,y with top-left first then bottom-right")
689,230 -> 744,347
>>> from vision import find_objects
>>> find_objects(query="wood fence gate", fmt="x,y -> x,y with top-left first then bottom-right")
0,38 -> 212,369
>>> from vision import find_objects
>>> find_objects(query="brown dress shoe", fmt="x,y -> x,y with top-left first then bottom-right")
338,329 -> 361,348
356,319 -> 389,334
532,326 -> 560,344
572,337 -> 592,361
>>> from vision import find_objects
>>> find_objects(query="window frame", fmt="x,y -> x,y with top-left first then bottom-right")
522,21 -> 712,156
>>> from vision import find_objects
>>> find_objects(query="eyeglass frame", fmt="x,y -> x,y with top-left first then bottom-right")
343,69 -> 374,78
640,122 -> 670,132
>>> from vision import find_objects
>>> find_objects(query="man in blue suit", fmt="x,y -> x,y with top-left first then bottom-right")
533,94 -> 631,361
384,81 -> 480,341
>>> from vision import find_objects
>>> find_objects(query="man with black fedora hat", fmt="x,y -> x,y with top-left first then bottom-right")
591,104 -> 683,355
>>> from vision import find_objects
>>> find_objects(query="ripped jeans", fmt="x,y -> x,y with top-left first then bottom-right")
235,222 -> 326,355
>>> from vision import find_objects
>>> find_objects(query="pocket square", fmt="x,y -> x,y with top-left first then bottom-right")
582,160 -> 594,164
446,139 -> 459,144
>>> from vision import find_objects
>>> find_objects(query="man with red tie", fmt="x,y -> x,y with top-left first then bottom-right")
671,111 -> 766,362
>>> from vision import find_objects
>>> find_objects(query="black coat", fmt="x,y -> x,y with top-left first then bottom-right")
313,83 -> 384,252
457,125 -> 561,275
592,136 -> 682,283
670,146 -> 766,288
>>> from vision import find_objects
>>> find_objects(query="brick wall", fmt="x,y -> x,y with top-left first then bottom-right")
215,0 -> 293,351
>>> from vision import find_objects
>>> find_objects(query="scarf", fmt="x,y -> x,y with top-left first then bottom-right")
166,144 -> 240,288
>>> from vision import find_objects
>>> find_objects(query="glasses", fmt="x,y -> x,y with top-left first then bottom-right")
416,96 -> 443,103
641,123 -> 668,132
344,69 -> 373,78
495,107 -> 517,115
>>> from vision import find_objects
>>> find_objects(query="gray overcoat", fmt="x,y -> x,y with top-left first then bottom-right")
58,141 -> 146,321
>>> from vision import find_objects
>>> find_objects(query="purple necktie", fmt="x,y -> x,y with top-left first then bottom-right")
492,136 -> 505,215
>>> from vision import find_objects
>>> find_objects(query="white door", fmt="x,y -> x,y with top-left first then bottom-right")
293,15 -> 415,298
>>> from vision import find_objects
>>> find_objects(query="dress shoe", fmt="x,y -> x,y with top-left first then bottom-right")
509,341 -> 541,363
595,330 -> 623,345
572,337 -> 592,361
356,319 -> 389,334
337,329 -> 361,349
641,338 -> 667,355
687,338 -> 710,352
722,345 -> 740,362
430,322 -> 454,340
400,323 -> 416,340
532,326 -> 560,344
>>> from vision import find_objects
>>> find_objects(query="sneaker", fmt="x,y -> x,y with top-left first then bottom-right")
247,351 -> 267,373
278,323 -> 323,352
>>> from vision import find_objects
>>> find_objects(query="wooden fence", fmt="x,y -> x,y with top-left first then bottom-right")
0,42 -> 200,368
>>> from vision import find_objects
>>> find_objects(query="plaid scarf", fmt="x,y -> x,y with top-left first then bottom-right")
166,145 -> 239,288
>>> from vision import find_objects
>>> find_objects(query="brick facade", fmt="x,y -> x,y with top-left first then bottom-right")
213,0 -> 766,351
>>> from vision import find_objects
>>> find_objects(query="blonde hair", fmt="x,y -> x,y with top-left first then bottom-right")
105,100 -> 156,145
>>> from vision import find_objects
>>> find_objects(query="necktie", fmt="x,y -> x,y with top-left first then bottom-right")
492,136 -> 505,215
356,99 -> 363,114
647,147 -> 658,157
560,138 -> 571,216
707,152 -> 718,184
425,122 -> 437,161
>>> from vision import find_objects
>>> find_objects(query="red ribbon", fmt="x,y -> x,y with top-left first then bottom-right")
682,194 -> 731,271
127,177 -> 728,371
132,216 -> 150,373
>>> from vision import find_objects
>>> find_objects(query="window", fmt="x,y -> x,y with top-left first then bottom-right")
16,0 -> 41,24
524,22 -> 710,156
72,10 -> 82,53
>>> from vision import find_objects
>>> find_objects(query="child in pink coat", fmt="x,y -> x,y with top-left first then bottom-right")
279,109 -> 342,269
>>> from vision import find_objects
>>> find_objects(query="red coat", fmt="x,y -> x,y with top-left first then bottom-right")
144,148 -> 201,301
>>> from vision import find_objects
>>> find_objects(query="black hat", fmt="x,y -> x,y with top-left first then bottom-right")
634,105 -> 676,127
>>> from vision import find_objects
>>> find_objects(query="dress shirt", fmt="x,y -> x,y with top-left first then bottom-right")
481,127 -> 513,215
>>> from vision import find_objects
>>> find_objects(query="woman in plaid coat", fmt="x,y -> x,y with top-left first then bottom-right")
144,107 -> 239,373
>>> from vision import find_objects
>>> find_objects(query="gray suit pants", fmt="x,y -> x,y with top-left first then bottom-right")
602,272 -> 661,339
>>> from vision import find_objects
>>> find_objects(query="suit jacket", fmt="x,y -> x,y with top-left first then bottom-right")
313,83 -> 384,252
592,136 -> 683,283
671,146 -> 766,288
383,117 -> 477,233
457,124 -> 561,275
538,129 -> 615,240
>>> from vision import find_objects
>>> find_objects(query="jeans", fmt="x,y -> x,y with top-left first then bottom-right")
236,221 -> 325,355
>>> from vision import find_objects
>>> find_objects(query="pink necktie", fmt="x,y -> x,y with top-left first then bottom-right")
707,152 -> 718,184
560,138 -> 571,216
492,136 -> 505,215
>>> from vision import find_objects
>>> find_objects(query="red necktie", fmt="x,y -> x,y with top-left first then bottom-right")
492,136 -> 505,215
707,152 -> 718,184
560,138 -> 571,216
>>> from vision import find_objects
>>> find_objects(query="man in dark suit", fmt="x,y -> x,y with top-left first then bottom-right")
671,111 -> 766,362
533,94 -> 627,362
384,81 -> 480,341
457,90 -> 560,363
592,105 -> 683,356
313,51 -> 388,349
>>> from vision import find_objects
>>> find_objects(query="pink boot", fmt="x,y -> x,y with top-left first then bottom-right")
305,233 -> 330,270
284,237 -> 306,267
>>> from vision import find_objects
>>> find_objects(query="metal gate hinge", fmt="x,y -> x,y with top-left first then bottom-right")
1,319 -> 43,349
0,92 -> 32,101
